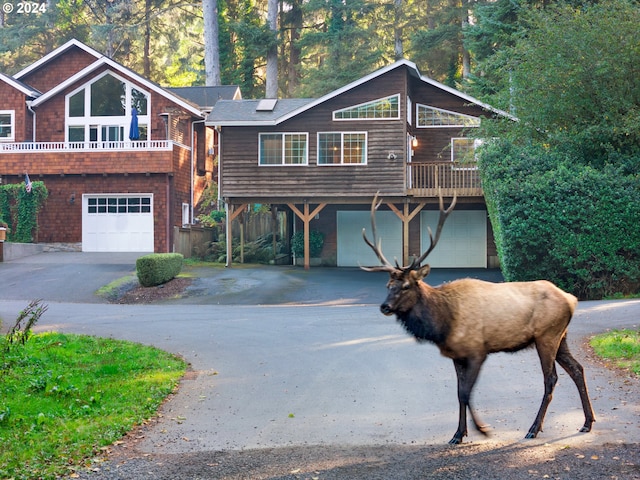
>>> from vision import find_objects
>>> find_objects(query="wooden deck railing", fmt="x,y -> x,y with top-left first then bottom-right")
0,140 -> 172,153
407,162 -> 483,197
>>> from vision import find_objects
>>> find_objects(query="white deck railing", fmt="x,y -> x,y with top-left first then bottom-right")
0,140 -> 173,152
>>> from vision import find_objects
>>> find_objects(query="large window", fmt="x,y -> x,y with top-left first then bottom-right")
0,110 -> 14,141
259,133 -> 308,165
451,138 -> 482,169
417,104 -> 480,128
333,94 -> 400,120
318,132 -> 367,165
66,71 -> 150,143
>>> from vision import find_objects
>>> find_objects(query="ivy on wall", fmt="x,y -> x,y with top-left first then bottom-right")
0,182 -> 48,243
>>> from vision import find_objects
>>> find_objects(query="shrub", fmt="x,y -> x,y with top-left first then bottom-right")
291,230 -> 324,257
136,253 -> 184,287
480,140 -> 640,299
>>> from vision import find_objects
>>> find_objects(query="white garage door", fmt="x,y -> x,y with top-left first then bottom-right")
82,194 -> 154,252
337,210 -> 402,267
420,210 -> 486,267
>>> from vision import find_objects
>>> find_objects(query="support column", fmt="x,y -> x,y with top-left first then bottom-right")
225,202 -> 248,267
288,202 -> 327,270
386,201 -> 425,265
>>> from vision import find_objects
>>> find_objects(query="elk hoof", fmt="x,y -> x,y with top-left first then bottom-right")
524,431 -> 538,439
477,424 -> 491,437
448,436 -> 463,445
579,424 -> 592,433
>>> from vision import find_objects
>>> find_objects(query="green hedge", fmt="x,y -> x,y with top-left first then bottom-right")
480,140 -> 640,299
0,182 -> 48,243
136,253 -> 184,287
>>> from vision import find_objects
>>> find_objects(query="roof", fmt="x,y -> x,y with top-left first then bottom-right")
167,86 -> 242,111
29,55 -> 204,118
0,71 -> 41,98
207,98 -> 316,126
206,59 -> 512,126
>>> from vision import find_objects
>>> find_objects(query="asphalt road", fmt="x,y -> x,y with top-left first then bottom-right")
1,252 -> 639,478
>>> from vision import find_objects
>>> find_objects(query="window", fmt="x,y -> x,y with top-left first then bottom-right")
451,138 -> 482,169
333,94 -> 400,120
318,132 -> 367,165
417,104 -> 480,128
259,133 -> 308,165
0,110 -> 14,141
87,196 -> 151,214
65,71 -> 150,143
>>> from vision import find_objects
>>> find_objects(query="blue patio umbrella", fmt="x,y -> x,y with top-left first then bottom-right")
129,107 -> 140,140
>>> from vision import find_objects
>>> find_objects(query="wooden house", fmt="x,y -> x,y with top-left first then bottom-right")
207,59 -> 509,269
0,39 -> 236,253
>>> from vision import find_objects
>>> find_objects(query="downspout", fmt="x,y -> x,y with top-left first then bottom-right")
190,118 -> 206,224
215,126 -> 222,207
26,101 -> 36,142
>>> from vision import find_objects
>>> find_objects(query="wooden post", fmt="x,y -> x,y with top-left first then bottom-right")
225,202 -> 248,267
386,201 -> 425,265
288,202 -> 326,270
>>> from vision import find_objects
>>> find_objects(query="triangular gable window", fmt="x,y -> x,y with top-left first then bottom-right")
333,94 -> 400,120
416,104 -> 480,128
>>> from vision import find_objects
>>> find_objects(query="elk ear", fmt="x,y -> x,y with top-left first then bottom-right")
411,264 -> 431,281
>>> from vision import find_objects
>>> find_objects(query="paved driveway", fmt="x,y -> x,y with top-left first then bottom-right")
1,252 -> 639,455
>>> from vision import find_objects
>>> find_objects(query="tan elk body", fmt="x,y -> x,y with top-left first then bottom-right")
363,192 -> 595,444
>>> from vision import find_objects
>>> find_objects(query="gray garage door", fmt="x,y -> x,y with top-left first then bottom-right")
337,210 -> 402,267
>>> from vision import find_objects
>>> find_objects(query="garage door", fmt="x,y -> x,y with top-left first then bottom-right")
82,194 -> 154,252
337,210 -> 402,267
420,210 -> 486,267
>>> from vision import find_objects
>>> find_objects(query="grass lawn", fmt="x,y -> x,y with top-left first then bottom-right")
0,332 -> 186,479
590,329 -> 640,375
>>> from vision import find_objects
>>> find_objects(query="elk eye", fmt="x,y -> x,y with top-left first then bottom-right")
402,282 -> 411,290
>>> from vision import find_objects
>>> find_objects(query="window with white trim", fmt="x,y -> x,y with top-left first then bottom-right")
0,110 -> 15,141
259,133 -> 308,165
65,71 -> 150,144
333,94 -> 400,120
417,104 -> 480,128
451,138 -> 483,169
318,132 -> 367,165
87,196 -> 152,214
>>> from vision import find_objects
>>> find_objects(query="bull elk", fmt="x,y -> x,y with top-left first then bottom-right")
361,192 -> 595,444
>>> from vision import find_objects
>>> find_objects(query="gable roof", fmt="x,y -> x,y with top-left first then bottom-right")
207,59 -> 512,126
0,71 -> 41,98
29,55 -> 204,118
13,39 -> 103,80
167,86 -> 242,111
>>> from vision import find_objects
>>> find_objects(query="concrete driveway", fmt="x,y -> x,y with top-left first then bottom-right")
0,251 -> 639,454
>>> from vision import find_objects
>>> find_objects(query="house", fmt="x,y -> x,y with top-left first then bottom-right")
0,39 -> 236,253
207,59 -> 509,269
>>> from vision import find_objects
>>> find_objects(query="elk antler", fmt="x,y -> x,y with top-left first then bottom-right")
361,192 -> 397,272
409,189 -> 457,269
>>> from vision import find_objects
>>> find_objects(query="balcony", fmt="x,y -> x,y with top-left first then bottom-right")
0,140 -> 173,153
407,162 -> 483,197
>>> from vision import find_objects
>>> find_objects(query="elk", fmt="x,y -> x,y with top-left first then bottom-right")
361,192 -> 595,444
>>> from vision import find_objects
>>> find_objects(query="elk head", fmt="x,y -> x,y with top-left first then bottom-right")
361,191 -> 457,316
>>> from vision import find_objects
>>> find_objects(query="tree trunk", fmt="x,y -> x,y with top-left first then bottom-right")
265,0 -> 278,98
394,0 -> 403,59
203,0 -> 221,86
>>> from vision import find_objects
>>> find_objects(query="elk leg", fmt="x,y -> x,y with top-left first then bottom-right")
450,357 -> 489,445
526,342 -> 559,439
555,336 -> 596,432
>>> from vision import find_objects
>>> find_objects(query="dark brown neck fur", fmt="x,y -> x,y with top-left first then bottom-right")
395,284 -> 451,344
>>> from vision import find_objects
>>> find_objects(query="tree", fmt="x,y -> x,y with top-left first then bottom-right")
265,0 -> 278,97
203,0 -> 222,85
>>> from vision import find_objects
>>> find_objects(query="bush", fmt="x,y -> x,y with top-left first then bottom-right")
136,253 -> 184,287
480,140 -> 640,299
291,230 -> 324,257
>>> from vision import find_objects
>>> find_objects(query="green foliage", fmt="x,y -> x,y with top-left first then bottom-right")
480,141 -> 640,299
590,329 -> 640,376
291,230 -> 324,258
136,253 -> 184,287
0,332 -> 185,479
0,182 -> 48,243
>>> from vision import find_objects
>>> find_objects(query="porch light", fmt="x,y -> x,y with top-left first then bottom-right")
411,136 -> 418,148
